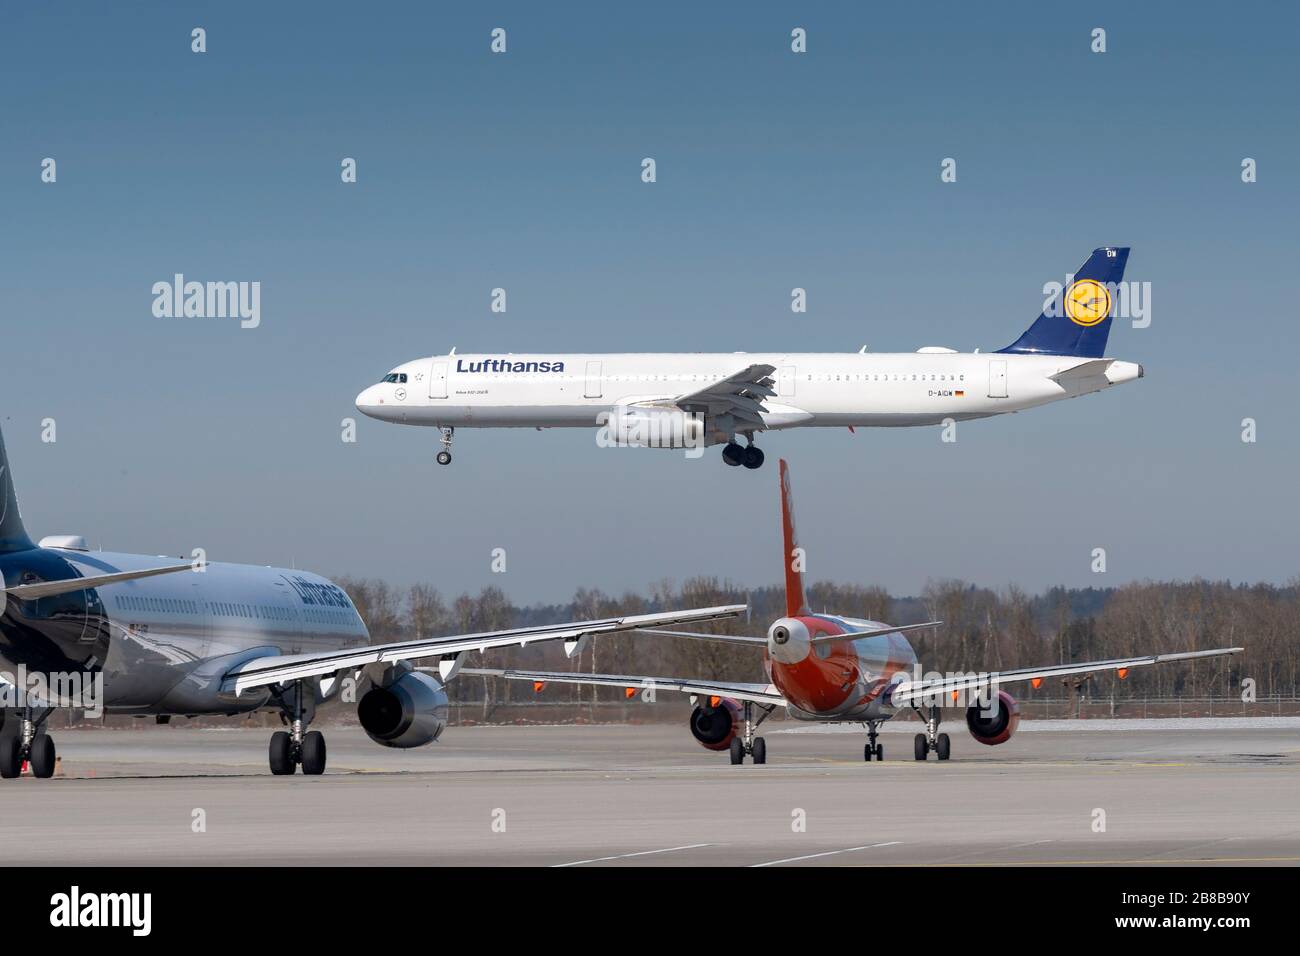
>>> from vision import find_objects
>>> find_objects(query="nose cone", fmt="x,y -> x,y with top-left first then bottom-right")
355,386 -> 377,417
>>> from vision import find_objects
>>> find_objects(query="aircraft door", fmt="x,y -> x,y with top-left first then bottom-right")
988,360 -> 1007,398
429,361 -> 448,399
778,365 -> 796,397
584,361 -> 603,399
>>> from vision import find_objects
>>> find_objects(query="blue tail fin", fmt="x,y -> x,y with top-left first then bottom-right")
0,424 -> 34,554
998,247 -> 1130,358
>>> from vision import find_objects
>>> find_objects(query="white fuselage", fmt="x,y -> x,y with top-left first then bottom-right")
356,351 -> 1143,440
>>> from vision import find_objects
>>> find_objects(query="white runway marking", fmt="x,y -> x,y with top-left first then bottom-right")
751,841 -> 903,867
552,843 -> 714,867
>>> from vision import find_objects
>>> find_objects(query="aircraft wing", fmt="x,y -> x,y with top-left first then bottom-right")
2,563 -> 194,600
669,363 -> 777,428
222,604 -> 746,694
888,647 -> 1243,707
461,667 -> 787,706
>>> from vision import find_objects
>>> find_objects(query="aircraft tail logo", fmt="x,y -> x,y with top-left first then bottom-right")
999,247 -> 1130,357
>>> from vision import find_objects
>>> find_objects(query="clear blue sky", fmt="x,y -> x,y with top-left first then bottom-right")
1,2 -> 1296,603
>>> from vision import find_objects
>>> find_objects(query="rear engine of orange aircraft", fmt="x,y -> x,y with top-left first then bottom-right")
965,690 -> 1020,745
357,672 -> 449,748
689,698 -> 741,750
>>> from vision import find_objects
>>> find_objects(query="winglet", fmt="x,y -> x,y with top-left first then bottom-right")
778,459 -> 809,617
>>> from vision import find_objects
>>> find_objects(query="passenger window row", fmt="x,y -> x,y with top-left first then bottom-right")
806,372 -> 967,383
112,594 -> 315,623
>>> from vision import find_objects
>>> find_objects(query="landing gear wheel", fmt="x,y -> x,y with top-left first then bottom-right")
875,744 -> 884,761
936,733 -> 951,761
914,733 -> 929,761
752,737 -> 766,764
0,736 -> 22,779
729,737 -> 745,764
742,446 -> 765,470
721,443 -> 745,467
29,735 -> 56,779
864,743 -> 873,762
269,731 -> 295,775
300,731 -> 327,775
436,450 -> 452,466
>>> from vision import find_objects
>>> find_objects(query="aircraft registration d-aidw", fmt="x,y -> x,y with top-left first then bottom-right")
467,459 -> 1241,764
0,426 -> 741,777
357,247 -> 1142,470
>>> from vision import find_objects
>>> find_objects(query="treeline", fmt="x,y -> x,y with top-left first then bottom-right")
335,576 -> 1291,704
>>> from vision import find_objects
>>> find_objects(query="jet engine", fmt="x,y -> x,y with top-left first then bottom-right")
602,407 -> 705,450
689,697 -> 741,751
965,689 -> 1020,745
358,671 -> 449,749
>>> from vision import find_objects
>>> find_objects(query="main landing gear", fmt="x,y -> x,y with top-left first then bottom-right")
912,705 -> 950,761
268,681 -> 327,775
863,720 -> 885,761
721,435 -> 765,470
435,426 -> 454,466
0,706 -> 57,779
728,700 -> 774,765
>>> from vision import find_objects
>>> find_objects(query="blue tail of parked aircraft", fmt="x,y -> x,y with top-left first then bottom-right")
0,425 -> 34,554
999,247 -> 1130,358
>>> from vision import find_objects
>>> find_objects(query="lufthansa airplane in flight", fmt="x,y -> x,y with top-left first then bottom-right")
357,247 -> 1141,469
469,459 -> 1241,764
0,426 -> 741,778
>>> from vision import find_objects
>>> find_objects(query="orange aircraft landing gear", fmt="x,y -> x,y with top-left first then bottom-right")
863,720 -> 884,761
912,705 -> 950,761
728,700 -> 774,764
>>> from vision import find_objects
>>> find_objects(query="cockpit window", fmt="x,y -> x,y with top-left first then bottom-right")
381,373 -> 408,384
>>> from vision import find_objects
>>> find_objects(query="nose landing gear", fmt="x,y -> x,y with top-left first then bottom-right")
435,427 -> 454,466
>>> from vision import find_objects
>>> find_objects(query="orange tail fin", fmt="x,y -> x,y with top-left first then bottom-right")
779,459 -> 809,617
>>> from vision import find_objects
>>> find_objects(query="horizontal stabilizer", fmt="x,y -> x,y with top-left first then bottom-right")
631,627 -> 766,646
809,621 -> 942,645
2,563 -> 194,600
1048,359 -> 1115,382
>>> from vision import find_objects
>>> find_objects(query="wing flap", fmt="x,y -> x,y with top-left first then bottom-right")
670,363 -> 778,424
